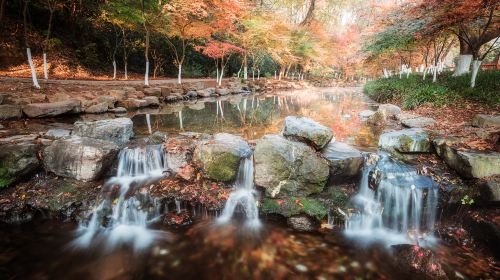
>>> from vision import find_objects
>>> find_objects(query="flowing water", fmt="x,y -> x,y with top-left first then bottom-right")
72,145 -> 170,252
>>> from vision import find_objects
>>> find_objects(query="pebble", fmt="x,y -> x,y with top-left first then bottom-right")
295,264 -> 308,272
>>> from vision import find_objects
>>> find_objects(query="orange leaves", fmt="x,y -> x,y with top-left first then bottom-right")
195,40 -> 245,60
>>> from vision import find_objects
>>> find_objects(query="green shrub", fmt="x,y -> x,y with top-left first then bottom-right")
364,71 -> 500,109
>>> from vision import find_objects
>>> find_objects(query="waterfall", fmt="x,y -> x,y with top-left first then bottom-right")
217,156 -> 261,229
345,154 -> 438,246
72,145 -> 169,252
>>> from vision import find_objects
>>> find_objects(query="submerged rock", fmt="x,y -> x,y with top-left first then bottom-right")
322,141 -> 363,179
471,114 -> 500,128
23,100 -> 81,118
193,133 -> 251,182
391,244 -> 447,279
379,128 -> 431,153
287,214 -> 319,232
72,118 -> 134,146
43,137 -> 119,181
0,140 -> 40,188
0,104 -> 23,120
254,134 -> 329,197
282,116 -> 334,149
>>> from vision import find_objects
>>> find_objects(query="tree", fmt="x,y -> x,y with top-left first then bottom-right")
41,0 -> 63,80
23,0 -> 40,89
195,40 -> 244,85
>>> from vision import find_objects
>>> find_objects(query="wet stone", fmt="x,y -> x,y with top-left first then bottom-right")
471,114 -> 500,128
282,116 -> 334,149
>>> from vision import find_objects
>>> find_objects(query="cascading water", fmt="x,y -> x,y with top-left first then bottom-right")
217,156 -> 261,229
345,154 -> 438,246
72,145 -> 170,252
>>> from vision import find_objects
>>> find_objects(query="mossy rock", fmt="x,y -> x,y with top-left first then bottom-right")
261,196 -> 327,220
0,142 -> 40,188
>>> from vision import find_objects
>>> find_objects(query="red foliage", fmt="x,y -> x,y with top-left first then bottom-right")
195,40 -> 245,59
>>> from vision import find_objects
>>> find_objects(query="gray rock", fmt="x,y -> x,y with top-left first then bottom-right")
118,98 -> 148,109
378,128 -> 431,153
287,215 -> 318,232
254,134 -> 330,198
358,110 -> 375,120
109,107 -> 127,114
471,114 -> 500,128
193,133 -> 251,182
282,116 -> 334,149
147,131 -> 168,145
0,141 -> 40,188
144,96 -> 160,107
23,100 -> 81,118
401,117 -> 436,128
44,129 -> 71,140
0,104 -> 22,120
97,96 -> 117,109
322,141 -> 363,178
377,104 -> 401,119
186,91 -> 198,98
196,88 -> 215,97
85,102 -> 109,114
43,136 -> 119,181
215,88 -> 230,96
143,87 -> 162,97
483,177 -> 500,202
72,118 -> 134,146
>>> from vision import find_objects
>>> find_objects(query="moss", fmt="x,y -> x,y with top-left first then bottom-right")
206,152 -> 240,182
260,197 -> 327,220
0,163 -> 13,188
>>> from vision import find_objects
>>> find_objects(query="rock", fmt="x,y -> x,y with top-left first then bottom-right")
282,116 -> 334,149
402,117 -> 436,128
379,128 -> 431,153
109,107 -> 127,114
433,137 -> 500,178
287,215 -> 318,232
177,165 -> 195,181
366,111 -> 387,126
391,244 -> 447,279
85,102 -> 109,114
43,137 -> 119,181
72,118 -> 134,146
196,88 -> 215,97
143,87 -> 162,97
30,94 -> 47,103
144,96 -> 160,107
23,100 -> 81,118
261,196 -> 327,220
0,104 -> 22,120
396,113 -> 419,121
97,96 -> 117,109
186,91 -> 198,98
47,92 -> 71,103
0,141 -> 40,188
44,129 -> 71,139
377,104 -> 401,119
463,210 -> 500,259
322,141 -> 363,179
193,133 -> 251,182
117,98 -> 148,109
358,110 -> 375,120
164,137 -> 195,173
215,88 -> 230,96
107,89 -> 127,101
482,177 -> 500,202
471,114 -> 500,128
147,131 -> 168,145
254,134 -> 330,197
0,93 -> 6,104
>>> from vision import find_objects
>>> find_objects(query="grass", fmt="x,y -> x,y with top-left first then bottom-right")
363,71 -> 500,109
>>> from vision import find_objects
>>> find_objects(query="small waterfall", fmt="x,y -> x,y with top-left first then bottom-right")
345,154 -> 438,245
72,145 -> 169,252
217,156 -> 261,229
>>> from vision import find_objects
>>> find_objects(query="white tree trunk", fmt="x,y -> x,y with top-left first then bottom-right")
218,67 -> 224,86
252,69 -> 255,81
177,64 -> 182,84
257,69 -> 260,80
112,60 -> 117,80
470,60 -> 482,88
453,54 -> 473,76
43,52 -> 48,80
216,67 -> 219,84
144,61 -> 150,86
432,65 -> 437,83
244,66 -> 248,80
423,68 -> 427,80
27,48 -> 40,89
237,68 -> 241,78
124,63 -> 128,80
274,71 -> 277,79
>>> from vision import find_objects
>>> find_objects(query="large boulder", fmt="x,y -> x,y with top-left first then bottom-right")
72,118 -> 134,146
471,114 -> 500,128
193,133 -> 251,182
433,137 -> 500,178
0,138 -> 40,187
282,116 -> 334,149
379,128 -> 431,153
254,134 -> 330,198
0,104 -> 23,120
43,137 -> 119,181
377,104 -> 401,119
23,100 -> 81,118
322,141 -> 363,179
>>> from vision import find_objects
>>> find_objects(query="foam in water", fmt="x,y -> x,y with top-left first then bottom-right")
345,154 -> 438,246
217,156 -> 261,229
72,145 -> 169,252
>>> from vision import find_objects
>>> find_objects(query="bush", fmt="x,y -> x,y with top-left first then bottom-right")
364,71 -> 500,109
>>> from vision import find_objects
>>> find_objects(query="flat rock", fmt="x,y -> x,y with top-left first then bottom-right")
282,116 -> 334,149
215,88 -> 230,96
143,87 -> 162,97
471,114 -> 500,128
287,215 -> 318,232
23,100 -> 81,118
379,128 -> 431,153
43,136 -> 119,181
0,104 -> 22,120
401,117 -> 436,128
85,102 -> 108,114
377,104 -> 401,119
144,96 -> 160,107
358,110 -> 375,120
44,129 -> 71,140
97,96 -> 117,109
72,118 -> 134,146
322,141 -> 363,179
109,107 -> 127,114
254,134 -> 330,198
196,88 -> 215,97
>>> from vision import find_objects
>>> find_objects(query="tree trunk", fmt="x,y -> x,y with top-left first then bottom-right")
43,8 -> 54,80
432,65 -> 437,83
124,58 -> 128,80
453,37 -> 472,76
112,60 -> 117,80
219,66 -> 224,86
470,60 -> 482,88
27,48 -> 40,89
144,26 -> 150,86
177,64 -> 182,84
257,69 -> 260,80
43,53 -> 48,80
23,0 -> 40,89
243,55 -> 248,80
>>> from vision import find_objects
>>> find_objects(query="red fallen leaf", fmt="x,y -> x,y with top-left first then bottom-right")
277,199 -> 285,205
